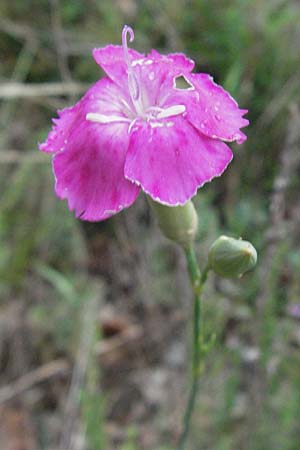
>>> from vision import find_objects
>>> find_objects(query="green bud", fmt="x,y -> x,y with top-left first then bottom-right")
148,198 -> 198,249
208,235 -> 257,278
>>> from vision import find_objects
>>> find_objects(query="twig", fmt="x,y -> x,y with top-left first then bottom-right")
146,1 -> 184,51
0,150 -> 48,164
50,0 -> 72,84
0,17 -> 96,56
0,39 -> 38,148
0,17 -> 37,41
0,82 -> 89,99
50,0 -> 76,104
256,75 -> 299,129
0,359 -> 70,404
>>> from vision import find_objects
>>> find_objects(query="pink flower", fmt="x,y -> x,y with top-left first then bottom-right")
39,26 -> 248,221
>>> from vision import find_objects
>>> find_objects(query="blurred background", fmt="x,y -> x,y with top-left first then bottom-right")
1,0 -> 300,449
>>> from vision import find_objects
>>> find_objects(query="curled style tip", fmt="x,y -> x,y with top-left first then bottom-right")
122,25 -> 134,44
122,25 -> 135,67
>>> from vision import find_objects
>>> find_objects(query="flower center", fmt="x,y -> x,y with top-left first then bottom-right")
86,26 -> 186,128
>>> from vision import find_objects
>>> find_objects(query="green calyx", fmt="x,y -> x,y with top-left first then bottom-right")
208,235 -> 257,278
148,198 -> 198,249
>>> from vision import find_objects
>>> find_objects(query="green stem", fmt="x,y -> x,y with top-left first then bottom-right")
177,245 -> 209,450
185,243 -> 201,293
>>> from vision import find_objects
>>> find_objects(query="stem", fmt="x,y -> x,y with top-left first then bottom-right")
177,245 -> 209,450
185,243 -> 201,293
177,291 -> 201,450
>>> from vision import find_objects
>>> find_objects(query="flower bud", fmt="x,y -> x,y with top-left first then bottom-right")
148,198 -> 198,249
208,235 -> 257,278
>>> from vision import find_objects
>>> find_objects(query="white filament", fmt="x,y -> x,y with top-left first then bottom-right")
156,105 -> 186,119
86,113 -> 130,124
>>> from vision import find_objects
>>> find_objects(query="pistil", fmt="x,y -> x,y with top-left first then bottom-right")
122,25 -> 144,116
86,27 -> 187,128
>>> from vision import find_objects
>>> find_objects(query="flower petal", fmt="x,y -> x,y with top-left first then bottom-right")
133,52 -> 195,109
160,73 -> 249,144
93,45 -> 144,87
53,120 -> 140,221
124,117 -> 232,206
39,77 -> 132,154
39,77 -> 139,221
39,104 -> 79,154
93,46 -> 195,112
148,49 -> 195,72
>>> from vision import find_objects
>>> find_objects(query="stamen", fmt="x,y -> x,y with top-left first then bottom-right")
86,113 -> 130,124
146,106 -> 163,113
156,105 -> 186,119
128,118 -> 139,134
